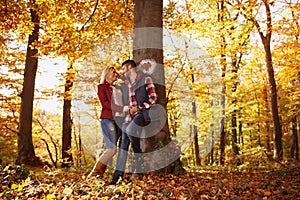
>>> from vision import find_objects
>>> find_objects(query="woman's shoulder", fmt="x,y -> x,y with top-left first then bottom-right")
98,83 -> 109,88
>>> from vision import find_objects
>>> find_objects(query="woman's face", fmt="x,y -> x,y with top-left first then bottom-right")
106,68 -> 118,84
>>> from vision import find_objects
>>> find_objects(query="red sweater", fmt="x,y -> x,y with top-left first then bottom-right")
97,82 -> 123,120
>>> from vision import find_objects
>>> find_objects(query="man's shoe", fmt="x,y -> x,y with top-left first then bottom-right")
110,176 -> 121,185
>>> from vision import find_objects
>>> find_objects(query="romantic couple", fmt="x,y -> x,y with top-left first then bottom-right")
87,59 -> 159,185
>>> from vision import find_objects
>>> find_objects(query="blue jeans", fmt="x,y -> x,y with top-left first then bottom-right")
126,113 -> 150,152
100,119 -> 117,150
126,113 -> 150,173
113,122 -> 130,178
114,117 -> 124,148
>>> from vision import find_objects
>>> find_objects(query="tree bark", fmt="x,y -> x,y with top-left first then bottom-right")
231,65 -> 239,160
219,91 -> 226,165
61,63 -> 74,167
263,86 -> 272,152
290,116 -> 299,161
191,72 -> 200,166
16,1 -> 40,166
209,129 -> 214,165
253,1 -> 283,160
133,0 -> 184,174
218,0 -> 226,166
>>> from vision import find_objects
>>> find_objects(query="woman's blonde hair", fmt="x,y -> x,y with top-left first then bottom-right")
100,67 -> 115,84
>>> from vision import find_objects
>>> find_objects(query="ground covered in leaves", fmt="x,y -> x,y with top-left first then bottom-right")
1,164 -> 300,199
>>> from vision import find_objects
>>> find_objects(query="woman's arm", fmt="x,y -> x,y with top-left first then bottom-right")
98,84 -> 124,112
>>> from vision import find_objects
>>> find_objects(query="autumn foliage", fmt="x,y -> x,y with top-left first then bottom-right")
1,164 -> 300,199
0,0 -> 300,199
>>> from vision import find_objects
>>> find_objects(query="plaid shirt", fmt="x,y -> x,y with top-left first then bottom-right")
124,71 -> 157,122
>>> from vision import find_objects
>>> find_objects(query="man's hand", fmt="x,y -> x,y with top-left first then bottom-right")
129,106 -> 138,115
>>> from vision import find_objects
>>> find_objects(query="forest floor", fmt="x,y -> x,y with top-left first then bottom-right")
1,164 -> 300,199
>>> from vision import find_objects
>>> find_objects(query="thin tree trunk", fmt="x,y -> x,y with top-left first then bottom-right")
209,99 -> 215,165
210,130 -> 214,165
254,1 -> 283,160
238,120 -> 243,146
264,44 -> 283,160
263,86 -> 272,152
191,72 -> 200,166
231,63 -> 239,160
62,63 -> 74,167
16,1 -> 40,166
290,116 -> 299,161
218,0 -> 227,166
192,120 -> 200,166
231,113 -> 239,153
219,90 -> 226,165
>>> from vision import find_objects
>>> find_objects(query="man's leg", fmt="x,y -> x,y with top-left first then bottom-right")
114,117 -> 123,148
111,124 -> 130,184
126,113 -> 148,174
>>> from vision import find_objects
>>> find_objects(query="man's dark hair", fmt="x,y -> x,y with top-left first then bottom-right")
122,59 -> 137,68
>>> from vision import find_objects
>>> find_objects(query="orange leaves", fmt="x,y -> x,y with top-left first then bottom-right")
1,166 -> 300,199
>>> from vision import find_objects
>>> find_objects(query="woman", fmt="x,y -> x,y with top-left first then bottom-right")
88,66 -> 128,178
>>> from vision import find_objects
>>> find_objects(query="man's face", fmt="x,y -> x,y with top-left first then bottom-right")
122,63 -> 134,78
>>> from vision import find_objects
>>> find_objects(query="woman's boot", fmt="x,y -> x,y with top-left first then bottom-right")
87,160 -> 107,178
87,149 -> 116,178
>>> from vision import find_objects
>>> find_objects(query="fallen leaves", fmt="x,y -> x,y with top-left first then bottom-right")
1,165 -> 300,199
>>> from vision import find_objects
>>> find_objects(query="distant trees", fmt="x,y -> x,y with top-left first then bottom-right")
163,0 -> 299,165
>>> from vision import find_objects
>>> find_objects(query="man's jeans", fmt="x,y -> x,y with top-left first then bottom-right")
126,113 -> 150,173
113,123 -> 130,178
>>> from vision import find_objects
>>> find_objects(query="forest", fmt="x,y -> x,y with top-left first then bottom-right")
0,0 -> 299,199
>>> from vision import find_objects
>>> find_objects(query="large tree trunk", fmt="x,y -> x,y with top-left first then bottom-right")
61,63 -> 74,167
133,0 -> 184,174
16,1 -> 40,166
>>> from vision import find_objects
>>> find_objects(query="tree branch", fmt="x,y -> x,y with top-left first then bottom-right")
80,0 -> 99,31
35,118 -> 59,168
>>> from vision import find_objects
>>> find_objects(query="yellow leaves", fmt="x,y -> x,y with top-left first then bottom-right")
296,53 -> 300,61
46,194 -> 57,200
11,183 -> 19,190
62,187 -> 73,197
36,0 -> 47,5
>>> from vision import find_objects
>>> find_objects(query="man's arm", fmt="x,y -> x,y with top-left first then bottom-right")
142,76 -> 157,109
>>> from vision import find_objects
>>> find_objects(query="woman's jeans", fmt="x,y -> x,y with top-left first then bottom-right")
101,119 -> 117,150
91,119 -> 117,171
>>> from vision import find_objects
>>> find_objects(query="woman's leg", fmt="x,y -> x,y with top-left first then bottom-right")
88,119 -> 117,178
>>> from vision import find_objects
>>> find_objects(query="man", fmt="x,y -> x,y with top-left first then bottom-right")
125,59 -> 158,175
110,60 -> 133,185
110,59 -> 158,184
